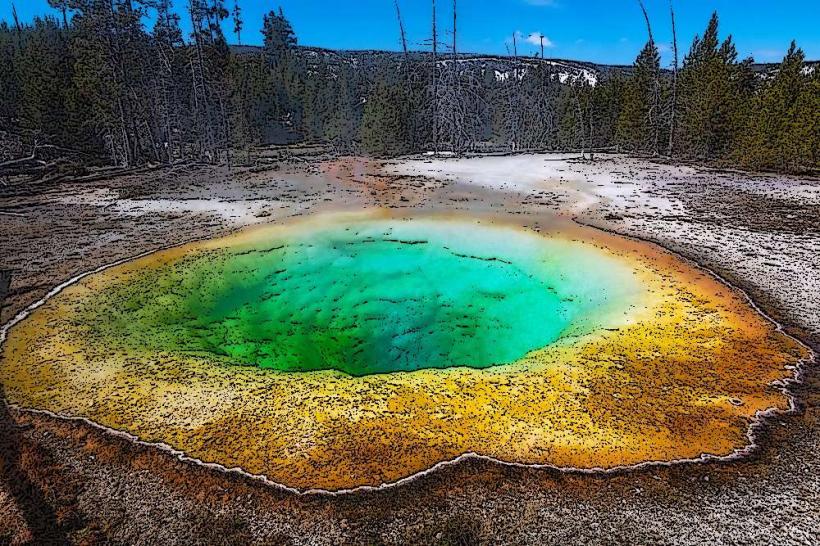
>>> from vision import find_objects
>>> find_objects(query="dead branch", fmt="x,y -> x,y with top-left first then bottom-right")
668,0 -> 679,157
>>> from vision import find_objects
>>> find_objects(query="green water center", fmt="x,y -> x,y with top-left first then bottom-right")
82,217 -> 640,376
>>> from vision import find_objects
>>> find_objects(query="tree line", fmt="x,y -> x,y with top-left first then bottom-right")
0,1 -> 816,174
609,8 -> 818,173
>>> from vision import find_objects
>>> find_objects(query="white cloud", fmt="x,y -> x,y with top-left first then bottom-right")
507,31 -> 555,52
525,32 -> 555,48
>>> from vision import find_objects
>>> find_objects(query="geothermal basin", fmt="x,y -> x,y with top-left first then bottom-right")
0,211 -> 807,491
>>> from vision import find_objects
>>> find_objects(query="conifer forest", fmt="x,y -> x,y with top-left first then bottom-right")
1,1 -> 817,174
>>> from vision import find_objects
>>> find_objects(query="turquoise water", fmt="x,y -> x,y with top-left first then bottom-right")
84,219 -> 640,376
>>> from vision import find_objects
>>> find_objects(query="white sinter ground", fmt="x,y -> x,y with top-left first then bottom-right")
387,154 -> 820,343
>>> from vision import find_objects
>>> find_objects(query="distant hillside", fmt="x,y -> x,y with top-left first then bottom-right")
231,45 -> 629,86
232,44 -> 818,86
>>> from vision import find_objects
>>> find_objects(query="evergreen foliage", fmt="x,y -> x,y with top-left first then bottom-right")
360,80 -> 412,157
617,41 -> 661,153
262,8 -> 296,57
0,4 -> 816,173
675,12 -> 754,161
736,43 -> 819,172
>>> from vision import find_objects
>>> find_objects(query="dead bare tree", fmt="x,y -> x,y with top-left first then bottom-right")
637,0 -> 655,44
394,0 -> 416,149
503,32 -> 523,151
188,0 -> 218,162
637,0 -> 661,156
395,0 -> 409,63
154,0 -> 183,163
450,0 -> 460,152
435,0 -> 485,154
0,138 -> 42,171
569,83 -> 587,159
452,0 -> 457,62
431,0 -> 439,154
10,2 -> 22,47
668,0 -> 679,157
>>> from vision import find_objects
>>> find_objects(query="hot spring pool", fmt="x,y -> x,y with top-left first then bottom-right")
82,218 -> 640,376
1,211 -> 805,491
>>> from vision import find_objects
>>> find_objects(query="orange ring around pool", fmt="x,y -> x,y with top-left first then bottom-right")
0,211 -> 808,491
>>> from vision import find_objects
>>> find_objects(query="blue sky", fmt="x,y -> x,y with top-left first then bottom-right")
4,0 -> 819,65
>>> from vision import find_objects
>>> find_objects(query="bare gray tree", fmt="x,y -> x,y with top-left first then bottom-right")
395,0 -> 409,62
394,0 -> 417,149
435,0 -> 485,153
431,0 -> 439,154
668,0 -> 679,157
637,0 -> 661,155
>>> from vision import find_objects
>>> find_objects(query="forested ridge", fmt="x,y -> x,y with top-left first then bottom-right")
0,1 -> 817,175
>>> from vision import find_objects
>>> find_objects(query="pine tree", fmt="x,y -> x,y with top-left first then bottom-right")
323,62 -> 363,153
71,2 -> 128,164
262,8 -> 303,143
153,0 -> 186,162
360,81 -> 412,157
262,8 -> 297,58
66,1 -> 164,165
232,1 -> 243,45
617,41 -> 660,153
590,75 -> 625,150
229,54 -> 265,158
676,12 -> 753,161
16,17 -> 68,144
0,22 -> 19,133
796,64 -> 820,171
737,43 -> 818,172
187,0 -> 233,162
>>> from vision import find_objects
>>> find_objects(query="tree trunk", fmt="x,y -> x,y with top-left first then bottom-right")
432,0 -> 438,155
571,85 -> 586,159
668,0 -> 679,157
637,0 -> 660,156
395,1 -> 415,149
451,0 -> 459,153
11,2 -> 22,49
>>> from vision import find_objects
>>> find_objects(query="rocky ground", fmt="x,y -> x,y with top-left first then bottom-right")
0,154 -> 818,545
